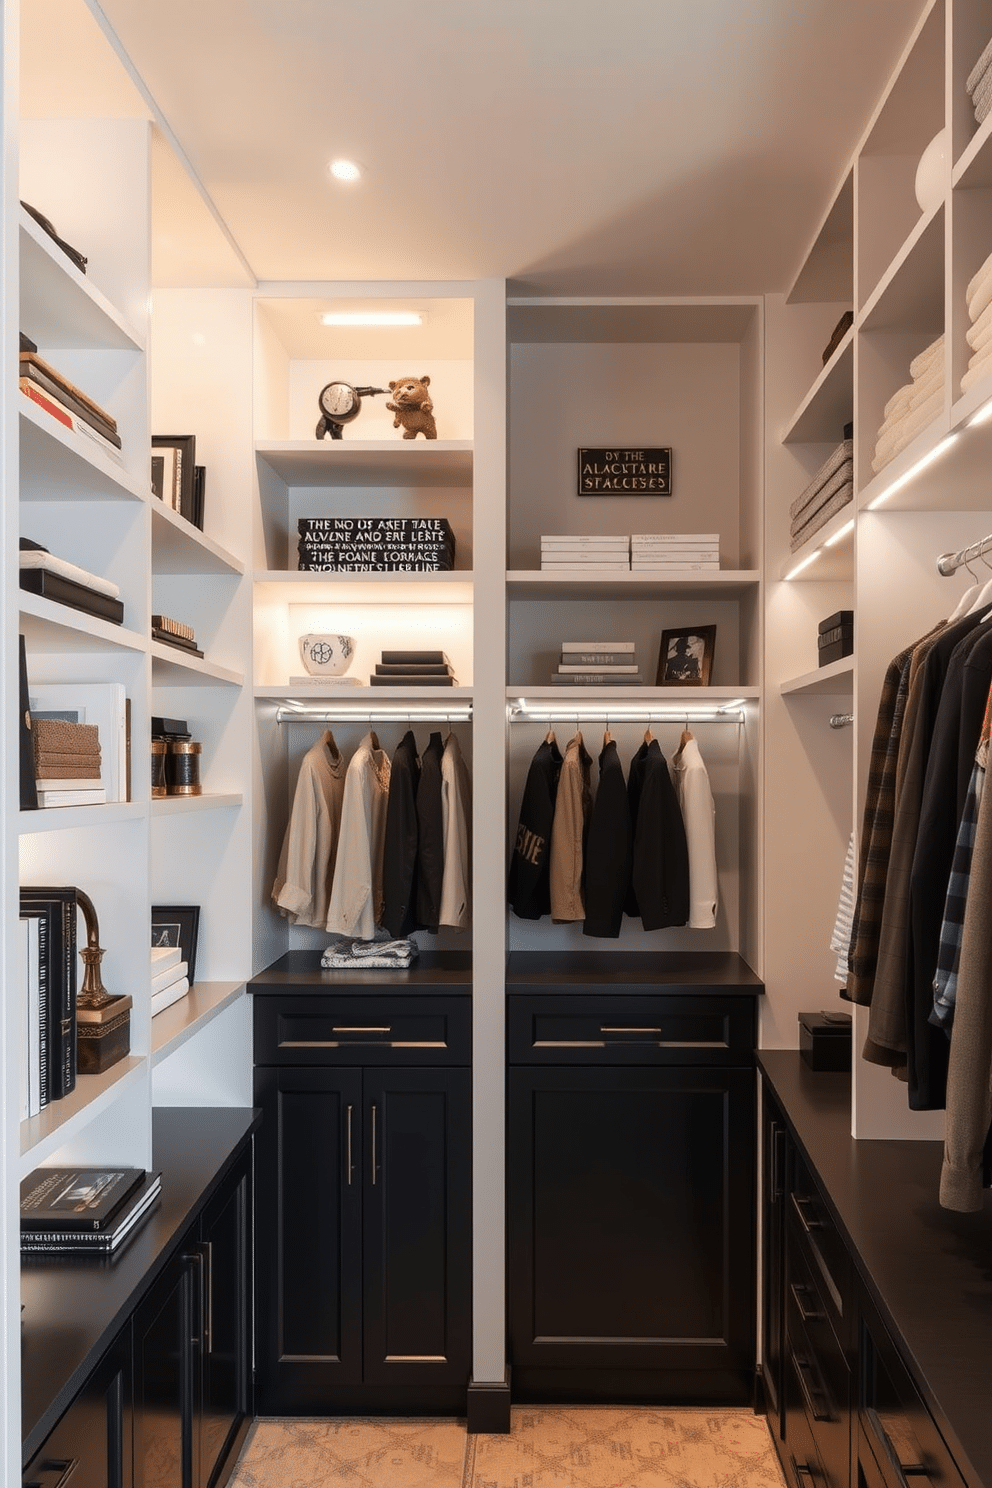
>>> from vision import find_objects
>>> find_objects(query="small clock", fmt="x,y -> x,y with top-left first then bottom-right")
315,381 -> 386,440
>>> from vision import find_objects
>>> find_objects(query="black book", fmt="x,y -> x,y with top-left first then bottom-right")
299,559 -> 453,573
151,715 -> 190,739
369,674 -> 458,687
20,910 -> 50,1107
151,629 -> 204,658
380,650 -> 452,665
19,356 -> 120,445
192,465 -> 206,529
374,662 -> 454,675
21,1172 -> 162,1253
19,568 -> 125,625
21,1166 -> 145,1232
19,888 -> 77,1099
19,635 -> 38,810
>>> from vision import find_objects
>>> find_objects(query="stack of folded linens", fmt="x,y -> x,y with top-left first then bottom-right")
871,336 -> 944,474
789,439 -> 853,551
967,35 -> 992,126
33,718 -> 101,785
320,937 -> 418,970
961,249 -> 992,395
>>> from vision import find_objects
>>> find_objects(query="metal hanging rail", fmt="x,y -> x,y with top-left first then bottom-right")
829,713 -> 854,729
507,698 -> 749,724
936,532 -> 992,576
276,703 -> 473,724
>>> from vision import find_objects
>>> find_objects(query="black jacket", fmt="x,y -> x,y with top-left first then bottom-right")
381,730 -> 421,937
416,731 -> 445,932
583,739 -> 632,938
508,738 -> 563,919
630,740 -> 690,930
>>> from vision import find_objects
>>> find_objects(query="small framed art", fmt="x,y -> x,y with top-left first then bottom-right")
151,904 -> 200,985
151,434 -> 196,521
657,625 -> 716,686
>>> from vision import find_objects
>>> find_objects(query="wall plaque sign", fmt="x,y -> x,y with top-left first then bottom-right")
578,447 -> 672,495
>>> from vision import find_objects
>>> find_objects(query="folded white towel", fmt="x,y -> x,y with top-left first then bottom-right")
967,35 -> 992,95
877,367 -> 944,440
19,548 -> 121,599
882,381 -> 914,423
978,86 -> 992,124
961,344 -> 992,393
909,334 -> 944,382
872,386 -> 944,471
969,258 -> 992,322
967,296 -> 992,350
972,63 -> 992,116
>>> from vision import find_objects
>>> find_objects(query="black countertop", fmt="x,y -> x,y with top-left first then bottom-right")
759,1051 -> 992,1488
21,1105 -> 259,1463
249,948 -> 472,993
507,949 -> 763,991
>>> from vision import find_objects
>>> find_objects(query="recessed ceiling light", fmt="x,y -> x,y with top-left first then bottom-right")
329,159 -> 361,182
320,311 -> 424,327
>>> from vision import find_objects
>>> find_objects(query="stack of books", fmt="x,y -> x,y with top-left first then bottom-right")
541,535 -> 630,570
19,351 -> 123,463
32,717 -> 105,808
552,640 -> 642,686
151,613 -> 203,659
18,887 -> 77,1116
631,533 -> 720,570
298,516 -> 455,572
370,649 -> 458,686
151,944 -> 190,1017
19,538 -> 124,625
20,1165 -> 162,1254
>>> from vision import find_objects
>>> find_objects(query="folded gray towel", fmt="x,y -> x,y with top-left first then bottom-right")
966,34 -> 992,94
789,455 -> 854,526
788,438 -> 853,521
790,482 -> 854,551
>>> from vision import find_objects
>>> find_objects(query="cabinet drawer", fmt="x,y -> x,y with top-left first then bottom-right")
860,1304 -> 966,1488
254,995 -> 471,1065
788,1156 -> 850,1349
508,994 -> 756,1064
786,1264 -> 850,1488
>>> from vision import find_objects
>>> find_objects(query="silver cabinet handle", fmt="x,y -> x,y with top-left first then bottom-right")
346,1104 -> 354,1186
333,1025 -> 391,1034
865,1407 -> 930,1485
371,1103 -> 378,1185
600,1026 -> 663,1034
790,1281 -> 823,1323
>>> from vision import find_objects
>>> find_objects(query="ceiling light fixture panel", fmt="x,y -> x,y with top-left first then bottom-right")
329,158 -> 361,182
319,311 -> 425,327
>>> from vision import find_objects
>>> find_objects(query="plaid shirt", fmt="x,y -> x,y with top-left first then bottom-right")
931,759 -> 984,1029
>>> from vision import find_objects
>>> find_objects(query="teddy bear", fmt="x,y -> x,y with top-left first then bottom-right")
386,375 -> 437,440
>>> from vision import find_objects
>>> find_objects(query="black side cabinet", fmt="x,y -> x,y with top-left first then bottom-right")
507,956 -> 760,1404
250,954 -> 472,1415
22,1335 -> 131,1488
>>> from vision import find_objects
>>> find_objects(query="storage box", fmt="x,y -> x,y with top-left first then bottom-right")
799,1010 -> 852,1071
76,994 -> 132,1075
818,610 -> 853,667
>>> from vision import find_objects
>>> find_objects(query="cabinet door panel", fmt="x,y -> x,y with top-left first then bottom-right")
362,1067 -> 472,1386
199,1162 -> 251,1488
133,1253 -> 197,1488
22,1337 -> 130,1488
508,1065 -> 754,1373
254,1065 -> 363,1410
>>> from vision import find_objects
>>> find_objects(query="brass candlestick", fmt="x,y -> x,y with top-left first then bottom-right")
75,887 -> 115,1011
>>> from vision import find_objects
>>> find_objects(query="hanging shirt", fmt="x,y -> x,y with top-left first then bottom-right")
670,735 -> 718,929
271,732 -> 345,929
381,730 -> 422,939
508,737 -> 563,919
325,732 -> 391,940
550,734 -> 592,923
631,740 -> 690,931
439,732 -> 471,930
416,731 -> 446,932
583,739 -> 631,939
830,833 -> 856,983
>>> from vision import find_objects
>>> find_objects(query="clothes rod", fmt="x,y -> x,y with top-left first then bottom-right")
829,713 -> 854,729
276,704 -> 473,724
507,702 -> 747,723
936,533 -> 992,576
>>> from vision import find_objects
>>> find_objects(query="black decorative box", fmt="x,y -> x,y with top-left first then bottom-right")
799,1010 -> 852,1071
76,994 -> 132,1075
818,609 -> 853,667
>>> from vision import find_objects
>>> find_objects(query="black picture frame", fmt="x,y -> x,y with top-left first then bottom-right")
151,904 -> 200,986
657,625 -> 716,687
151,434 -> 196,522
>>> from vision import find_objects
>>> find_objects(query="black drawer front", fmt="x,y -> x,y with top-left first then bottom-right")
860,1306 -> 967,1488
508,994 -> 756,1064
789,1161 -> 850,1347
786,1276 -> 850,1488
254,995 -> 471,1065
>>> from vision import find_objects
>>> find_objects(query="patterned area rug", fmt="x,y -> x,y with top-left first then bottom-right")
230,1409 -> 786,1488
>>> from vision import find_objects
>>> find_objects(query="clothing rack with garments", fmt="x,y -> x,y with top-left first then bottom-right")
936,531 -> 992,577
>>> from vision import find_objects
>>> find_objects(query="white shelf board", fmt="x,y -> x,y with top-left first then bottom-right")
19,207 -> 144,351
150,643 -> 243,687
857,401 -> 992,513
254,570 -> 473,605
20,399 -> 145,502
19,593 -> 146,654
780,657 -> 854,696
151,981 -> 245,1065
780,507 -> 855,581
506,569 -> 759,601
151,793 -> 243,817
781,333 -> 853,444
19,1057 -> 146,1176
255,439 -> 473,487
151,502 -> 244,576
19,801 -> 145,834
859,206 -> 944,333
260,684 -> 473,706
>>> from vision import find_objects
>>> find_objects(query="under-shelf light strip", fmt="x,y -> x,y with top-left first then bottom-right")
276,703 -> 472,724
936,531 -> 992,577
508,699 -> 748,723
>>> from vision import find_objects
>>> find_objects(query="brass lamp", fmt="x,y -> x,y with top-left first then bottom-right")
75,887 -> 116,1011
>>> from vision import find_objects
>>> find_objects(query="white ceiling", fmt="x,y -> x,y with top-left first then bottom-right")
22,0 -> 923,297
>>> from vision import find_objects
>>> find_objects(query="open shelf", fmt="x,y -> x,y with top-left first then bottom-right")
780,657 -> 854,696
151,981 -> 246,1064
18,1057 -> 146,1177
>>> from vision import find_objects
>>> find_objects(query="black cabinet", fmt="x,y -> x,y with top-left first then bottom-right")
22,1334 -> 130,1488
250,971 -> 472,1415
507,977 -> 758,1403
132,1156 -> 252,1488
761,1091 -> 788,1434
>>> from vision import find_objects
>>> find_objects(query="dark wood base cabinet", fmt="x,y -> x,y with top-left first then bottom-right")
507,960 -> 761,1405
249,957 -> 473,1416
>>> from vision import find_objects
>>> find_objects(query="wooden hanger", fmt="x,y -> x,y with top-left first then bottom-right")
676,723 -> 693,759
370,728 -> 381,751
643,724 -> 654,744
603,724 -> 613,747
321,728 -> 340,760
544,726 -> 556,745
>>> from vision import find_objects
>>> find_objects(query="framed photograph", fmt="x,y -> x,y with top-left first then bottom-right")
657,625 -> 716,687
151,434 -> 196,521
151,904 -> 200,986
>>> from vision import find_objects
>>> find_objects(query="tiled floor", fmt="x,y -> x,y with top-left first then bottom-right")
229,1407 -> 788,1488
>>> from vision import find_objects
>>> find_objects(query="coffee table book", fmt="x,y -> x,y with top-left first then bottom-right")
20,1172 -> 163,1253
20,1166 -> 145,1232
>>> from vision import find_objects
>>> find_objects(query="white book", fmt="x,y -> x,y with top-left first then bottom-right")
631,533 -> 719,543
29,682 -> 128,803
37,787 -> 107,807
541,534 -> 629,546
561,640 -> 636,652
631,560 -> 720,570
18,549 -> 122,599
541,561 -> 630,570
152,977 -> 190,1017
35,777 -> 103,791
558,663 -> 640,673
152,960 -> 188,994
151,944 -> 183,974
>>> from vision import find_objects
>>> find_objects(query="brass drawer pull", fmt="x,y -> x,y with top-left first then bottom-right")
332,1025 -> 392,1034
865,1407 -> 930,1486
600,1026 -> 663,1034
